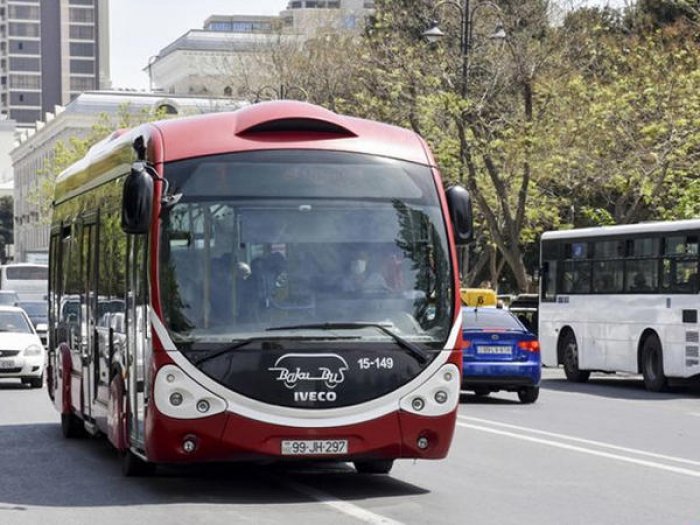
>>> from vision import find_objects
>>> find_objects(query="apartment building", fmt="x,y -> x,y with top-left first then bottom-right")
0,0 -> 110,127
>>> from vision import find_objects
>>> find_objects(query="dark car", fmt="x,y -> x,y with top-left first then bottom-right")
461,307 -> 541,403
17,300 -> 48,347
508,293 -> 539,335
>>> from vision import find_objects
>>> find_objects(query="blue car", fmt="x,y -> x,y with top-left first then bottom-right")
461,307 -> 541,403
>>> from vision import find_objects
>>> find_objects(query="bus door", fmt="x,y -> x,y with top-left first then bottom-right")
126,235 -> 148,448
80,222 -> 99,420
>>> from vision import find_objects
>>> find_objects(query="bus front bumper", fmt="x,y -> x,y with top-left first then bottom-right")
145,408 -> 457,464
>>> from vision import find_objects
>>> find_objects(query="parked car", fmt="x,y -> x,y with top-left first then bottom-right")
0,306 -> 45,388
17,300 -> 48,347
461,306 -> 541,403
0,290 -> 20,306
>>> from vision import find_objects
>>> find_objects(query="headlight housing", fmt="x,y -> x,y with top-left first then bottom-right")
24,344 -> 43,356
35,323 -> 48,332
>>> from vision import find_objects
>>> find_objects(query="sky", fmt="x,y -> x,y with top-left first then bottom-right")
109,0 -> 289,90
109,0 -> 631,91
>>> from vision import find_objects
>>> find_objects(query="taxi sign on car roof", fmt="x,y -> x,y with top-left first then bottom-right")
460,288 -> 497,307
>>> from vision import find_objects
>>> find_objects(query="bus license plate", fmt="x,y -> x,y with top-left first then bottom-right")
281,439 -> 348,456
477,346 -> 512,355
0,359 -> 16,369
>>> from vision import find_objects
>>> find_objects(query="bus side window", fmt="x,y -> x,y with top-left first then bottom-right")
541,260 -> 557,301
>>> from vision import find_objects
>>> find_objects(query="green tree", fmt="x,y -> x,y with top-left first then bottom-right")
346,1 -> 573,292
541,16 -> 700,225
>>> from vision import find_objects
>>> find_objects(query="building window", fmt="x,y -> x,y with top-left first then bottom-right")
70,25 -> 95,39
70,59 -> 94,74
69,42 -> 95,57
9,56 -> 40,71
70,76 -> 95,91
11,91 -> 40,106
10,108 -> 41,123
208,21 -> 231,31
9,40 -> 40,54
9,74 -> 40,89
224,86 -> 232,96
8,23 -> 40,38
8,5 -> 40,20
157,104 -> 178,115
69,8 -> 95,23
70,0 -> 95,5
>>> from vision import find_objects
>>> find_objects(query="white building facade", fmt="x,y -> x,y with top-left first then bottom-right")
147,1 -> 374,98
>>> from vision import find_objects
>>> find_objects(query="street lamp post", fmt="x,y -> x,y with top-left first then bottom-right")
253,84 -> 309,103
422,1 -> 506,100
422,1 -> 505,287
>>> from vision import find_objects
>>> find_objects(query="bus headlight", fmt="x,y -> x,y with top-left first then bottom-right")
400,364 -> 460,416
434,390 -> 448,404
154,365 -> 227,419
169,392 -> 184,406
411,397 -> 425,411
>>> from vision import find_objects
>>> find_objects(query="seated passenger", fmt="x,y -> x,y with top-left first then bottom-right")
341,250 -> 389,293
631,273 -> 651,293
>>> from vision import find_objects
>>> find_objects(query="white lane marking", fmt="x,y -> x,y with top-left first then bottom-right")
458,416 -> 700,467
457,422 -> 700,479
279,478 -> 404,525
689,412 -> 700,418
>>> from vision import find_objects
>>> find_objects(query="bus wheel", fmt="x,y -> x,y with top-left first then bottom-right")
561,331 -> 590,383
641,335 -> 668,392
122,449 -> 156,477
354,460 -> 394,475
61,412 -> 85,439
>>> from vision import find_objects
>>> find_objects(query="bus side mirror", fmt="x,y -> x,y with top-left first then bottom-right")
445,185 -> 473,246
121,162 -> 154,234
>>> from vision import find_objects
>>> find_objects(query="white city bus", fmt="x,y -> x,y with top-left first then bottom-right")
0,263 -> 48,301
539,219 -> 700,392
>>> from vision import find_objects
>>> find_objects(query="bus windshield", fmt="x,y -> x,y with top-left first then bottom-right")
159,150 -> 453,348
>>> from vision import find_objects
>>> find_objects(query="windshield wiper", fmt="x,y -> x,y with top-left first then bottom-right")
266,322 -> 430,364
190,334 -> 360,367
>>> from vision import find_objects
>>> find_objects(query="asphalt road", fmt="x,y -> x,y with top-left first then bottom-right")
1,368 -> 699,525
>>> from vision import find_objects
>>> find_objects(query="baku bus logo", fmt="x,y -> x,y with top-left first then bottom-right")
268,353 -> 349,390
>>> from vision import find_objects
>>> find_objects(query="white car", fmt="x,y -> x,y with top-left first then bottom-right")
0,306 -> 45,388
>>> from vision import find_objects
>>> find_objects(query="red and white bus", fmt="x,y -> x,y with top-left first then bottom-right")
47,101 -> 472,476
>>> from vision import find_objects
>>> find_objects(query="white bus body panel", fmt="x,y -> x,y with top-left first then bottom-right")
540,294 -> 699,379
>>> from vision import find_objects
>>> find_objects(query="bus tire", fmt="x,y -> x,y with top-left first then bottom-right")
61,412 -> 85,439
354,460 -> 394,475
641,335 -> 667,392
122,449 -> 156,477
561,331 -> 590,383
517,386 -> 539,404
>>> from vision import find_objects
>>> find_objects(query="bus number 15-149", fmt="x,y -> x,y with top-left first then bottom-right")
357,357 -> 394,370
